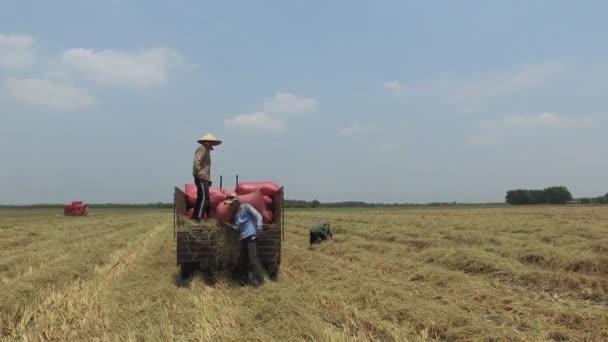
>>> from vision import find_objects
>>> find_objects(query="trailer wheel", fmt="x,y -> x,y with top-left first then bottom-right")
267,264 -> 279,281
180,262 -> 198,279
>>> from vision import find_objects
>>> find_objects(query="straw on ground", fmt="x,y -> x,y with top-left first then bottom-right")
1,207 -> 607,341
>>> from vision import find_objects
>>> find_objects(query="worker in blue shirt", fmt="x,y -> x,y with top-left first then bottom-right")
225,193 -> 265,287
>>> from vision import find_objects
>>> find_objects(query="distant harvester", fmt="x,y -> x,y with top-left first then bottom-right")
64,201 -> 88,216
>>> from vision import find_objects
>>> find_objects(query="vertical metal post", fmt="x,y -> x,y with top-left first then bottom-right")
282,189 -> 285,242
219,175 -> 223,190
236,174 -> 239,188
173,191 -> 176,241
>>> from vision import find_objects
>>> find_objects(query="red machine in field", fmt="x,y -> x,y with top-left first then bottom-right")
64,201 -> 88,216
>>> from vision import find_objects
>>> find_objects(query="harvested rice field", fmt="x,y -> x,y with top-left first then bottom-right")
1,206 -> 607,341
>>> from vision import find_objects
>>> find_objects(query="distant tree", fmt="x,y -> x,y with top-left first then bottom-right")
505,186 -> 572,205
310,199 -> 321,208
543,186 -> 573,204
529,189 -> 546,204
592,194 -> 608,204
506,189 -> 530,205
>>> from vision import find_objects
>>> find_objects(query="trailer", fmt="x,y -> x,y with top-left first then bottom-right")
173,185 -> 284,280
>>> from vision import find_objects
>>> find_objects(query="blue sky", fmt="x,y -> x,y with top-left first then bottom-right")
2,1 -> 608,204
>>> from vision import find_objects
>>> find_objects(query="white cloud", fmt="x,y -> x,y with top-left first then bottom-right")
5,78 -> 96,111
263,92 -> 318,114
380,80 -> 405,96
42,67 -> 74,83
390,62 -> 566,108
225,92 -> 317,130
0,33 -> 35,70
501,112 -> 561,128
339,122 -> 362,135
224,112 -> 286,130
471,112 -> 593,144
61,47 -> 184,88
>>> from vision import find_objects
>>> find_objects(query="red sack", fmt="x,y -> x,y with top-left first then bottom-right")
215,201 -> 236,224
186,184 -> 228,208
209,188 -> 227,208
239,191 -> 273,223
263,195 -> 273,211
263,196 -> 272,205
236,181 -> 280,196
237,190 -> 266,216
215,191 -> 271,224
262,210 -> 273,224
185,183 -> 197,207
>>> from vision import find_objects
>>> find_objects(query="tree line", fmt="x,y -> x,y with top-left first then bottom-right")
283,200 -> 499,208
576,194 -> 608,204
505,186 -> 574,205
4,188 -> 607,209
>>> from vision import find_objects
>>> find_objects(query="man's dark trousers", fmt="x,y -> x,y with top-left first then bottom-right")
238,235 -> 265,286
194,178 -> 210,221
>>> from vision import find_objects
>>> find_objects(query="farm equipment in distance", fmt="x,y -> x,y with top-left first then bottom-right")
64,201 -> 88,216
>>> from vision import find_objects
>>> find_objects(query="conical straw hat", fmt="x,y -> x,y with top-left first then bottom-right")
197,133 -> 222,146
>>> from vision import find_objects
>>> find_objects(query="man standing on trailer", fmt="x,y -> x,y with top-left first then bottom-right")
192,133 -> 222,221
225,193 -> 265,287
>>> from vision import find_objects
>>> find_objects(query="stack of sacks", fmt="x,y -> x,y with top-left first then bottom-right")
184,184 -> 229,219
236,181 -> 280,197
236,181 -> 280,224
214,189 -> 270,224
185,182 -> 280,224
185,184 -> 228,209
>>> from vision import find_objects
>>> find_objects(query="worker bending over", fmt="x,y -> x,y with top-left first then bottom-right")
225,194 -> 265,287
310,222 -> 333,245
192,133 -> 221,221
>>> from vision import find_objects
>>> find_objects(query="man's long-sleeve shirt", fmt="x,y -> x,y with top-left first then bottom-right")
192,145 -> 211,181
235,203 -> 263,240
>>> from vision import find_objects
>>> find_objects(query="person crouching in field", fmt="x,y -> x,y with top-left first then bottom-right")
310,222 -> 332,245
226,194 -> 265,287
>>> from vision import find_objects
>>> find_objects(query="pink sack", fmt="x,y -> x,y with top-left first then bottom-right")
215,201 -> 236,224
186,184 -> 228,209
263,196 -> 273,211
216,191 -> 272,224
263,196 -> 272,205
237,190 -> 266,216
262,210 -> 274,224
185,183 -> 197,207
187,208 -> 194,218
209,188 -> 227,208
236,181 -> 280,196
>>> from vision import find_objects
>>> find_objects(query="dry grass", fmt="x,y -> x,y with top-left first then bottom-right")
1,206 -> 608,341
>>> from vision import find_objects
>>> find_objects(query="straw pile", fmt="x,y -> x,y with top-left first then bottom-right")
178,219 -> 240,268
